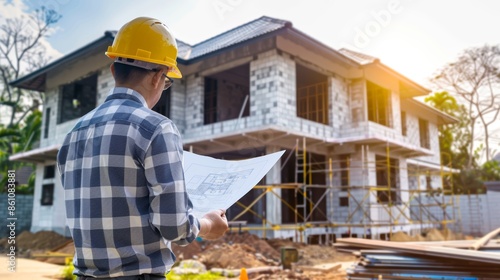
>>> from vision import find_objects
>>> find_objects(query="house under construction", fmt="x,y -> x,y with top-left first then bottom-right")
10,16 -> 458,242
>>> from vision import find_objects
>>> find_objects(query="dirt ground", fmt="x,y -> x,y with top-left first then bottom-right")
1,228 -> 467,279
0,230 -> 354,279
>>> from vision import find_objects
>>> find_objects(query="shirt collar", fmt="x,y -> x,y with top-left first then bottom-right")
105,87 -> 148,107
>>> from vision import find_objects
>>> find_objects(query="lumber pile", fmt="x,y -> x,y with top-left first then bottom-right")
336,230 -> 500,279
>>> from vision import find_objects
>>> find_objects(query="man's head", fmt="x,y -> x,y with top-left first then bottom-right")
105,17 -> 181,108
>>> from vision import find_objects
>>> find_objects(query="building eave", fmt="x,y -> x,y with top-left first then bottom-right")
407,158 -> 460,173
405,99 -> 459,125
9,32 -> 115,92
9,144 -> 61,163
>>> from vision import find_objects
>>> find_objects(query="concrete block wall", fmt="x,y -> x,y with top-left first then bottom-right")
0,194 -> 33,238
406,113 -> 420,148
408,173 -> 418,190
183,75 -> 204,134
416,122 -> 441,164
97,67 -> 114,105
250,50 -> 289,127
170,82 -> 187,134
343,150 -> 372,223
326,150 -> 384,225
348,148 -> 367,187
348,189 -> 371,223
330,76 -> 350,134
405,114 -> 441,165
349,80 -> 365,124
398,159 -> 409,202
328,156 -> 344,222
182,50 -> 338,143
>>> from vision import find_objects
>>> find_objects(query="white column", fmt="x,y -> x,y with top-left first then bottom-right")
265,146 -> 282,225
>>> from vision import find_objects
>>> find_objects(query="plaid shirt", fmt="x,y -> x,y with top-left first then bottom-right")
57,87 -> 200,277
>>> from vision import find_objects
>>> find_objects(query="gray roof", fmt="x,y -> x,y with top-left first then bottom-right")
178,16 -> 290,61
338,48 -> 379,65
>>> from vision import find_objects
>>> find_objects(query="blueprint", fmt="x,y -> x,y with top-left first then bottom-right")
183,150 -> 285,218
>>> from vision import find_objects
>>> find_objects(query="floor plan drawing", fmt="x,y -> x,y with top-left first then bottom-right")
182,151 -> 285,218
188,169 -> 253,196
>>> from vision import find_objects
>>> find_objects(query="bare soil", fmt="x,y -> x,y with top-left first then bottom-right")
0,230 -> 374,279
0,230 -> 71,258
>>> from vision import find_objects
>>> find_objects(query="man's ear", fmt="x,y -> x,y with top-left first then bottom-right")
151,70 -> 163,89
110,63 -> 116,78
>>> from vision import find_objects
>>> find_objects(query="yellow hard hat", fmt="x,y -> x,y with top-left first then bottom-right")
105,17 -> 182,78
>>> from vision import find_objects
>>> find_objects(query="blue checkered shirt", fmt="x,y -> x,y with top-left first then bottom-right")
57,87 -> 200,277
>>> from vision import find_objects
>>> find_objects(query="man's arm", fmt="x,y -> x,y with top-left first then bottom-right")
144,122 -> 199,245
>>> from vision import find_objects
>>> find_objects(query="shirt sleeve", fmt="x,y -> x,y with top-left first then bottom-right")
143,121 -> 200,246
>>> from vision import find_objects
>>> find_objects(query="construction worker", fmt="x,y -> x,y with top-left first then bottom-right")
57,17 -> 228,279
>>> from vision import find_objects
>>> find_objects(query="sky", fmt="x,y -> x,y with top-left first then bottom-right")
1,0 -> 499,89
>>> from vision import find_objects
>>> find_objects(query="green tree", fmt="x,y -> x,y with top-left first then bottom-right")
425,91 -> 472,168
481,160 -> 500,181
0,110 -> 41,193
0,7 -> 61,193
424,91 -> 487,194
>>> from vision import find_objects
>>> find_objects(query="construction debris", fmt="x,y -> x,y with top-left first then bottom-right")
337,228 -> 500,279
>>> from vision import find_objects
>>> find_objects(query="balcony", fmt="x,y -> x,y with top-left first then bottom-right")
338,121 -> 432,157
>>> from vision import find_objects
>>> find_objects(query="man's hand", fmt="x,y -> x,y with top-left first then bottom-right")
199,209 -> 229,240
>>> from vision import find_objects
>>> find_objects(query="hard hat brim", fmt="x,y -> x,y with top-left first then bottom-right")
106,51 -> 183,79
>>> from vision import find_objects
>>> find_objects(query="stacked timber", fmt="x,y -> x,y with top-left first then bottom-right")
336,231 -> 500,280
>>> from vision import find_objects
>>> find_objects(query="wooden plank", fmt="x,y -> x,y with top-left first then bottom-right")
294,263 -> 341,272
338,238 -> 500,264
470,227 -> 500,250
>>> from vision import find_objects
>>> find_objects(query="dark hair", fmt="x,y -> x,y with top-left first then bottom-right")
113,62 -> 150,84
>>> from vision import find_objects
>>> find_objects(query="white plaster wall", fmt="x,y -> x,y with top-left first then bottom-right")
390,91 -> 401,132
40,65 -> 113,149
31,164 -> 67,236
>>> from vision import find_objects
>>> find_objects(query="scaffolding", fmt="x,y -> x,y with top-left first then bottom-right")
227,138 -> 459,242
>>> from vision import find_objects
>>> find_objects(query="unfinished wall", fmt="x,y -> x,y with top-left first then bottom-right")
97,66 -> 114,104
251,50 -> 292,127
184,74 -> 204,131
330,76 -> 350,132
406,113 -> 441,165
328,155 -> 344,222
170,82 -> 187,134
416,122 -> 441,164
349,80 -> 365,124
